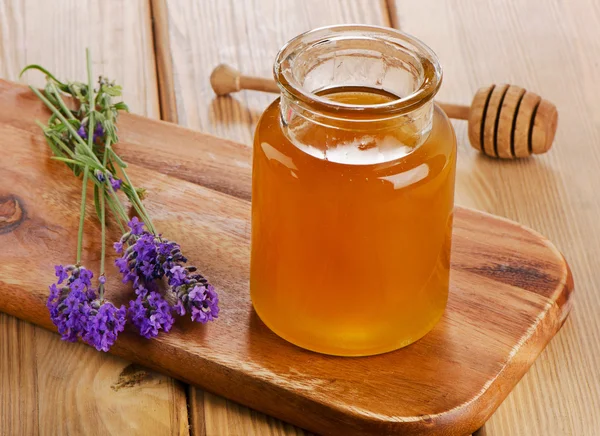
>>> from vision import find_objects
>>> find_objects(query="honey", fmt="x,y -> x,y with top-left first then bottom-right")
250,26 -> 457,356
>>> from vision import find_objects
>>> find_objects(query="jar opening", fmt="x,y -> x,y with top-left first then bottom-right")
274,25 -> 442,119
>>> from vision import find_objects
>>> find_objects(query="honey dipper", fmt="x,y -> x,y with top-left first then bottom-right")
210,64 -> 558,158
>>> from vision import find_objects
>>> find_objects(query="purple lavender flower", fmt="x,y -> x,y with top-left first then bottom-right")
48,265 -> 125,351
77,124 -> 87,139
54,265 -> 68,284
79,268 -> 93,286
115,256 -> 129,274
114,241 -> 124,254
77,122 -> 104,141
114,218 -> 187,286
128,217 -> 144,235
48,283 -> 60,304
95,170 -> 122,191
128,290 -> 175,338
70,277 -> 85,293
169,266 -> 188,287
173,276 -> 219,323
58,288 -> 93,340
94,122 -> 104,139
140,261 -> 155,277
47,266 -> 97,342
94,170 -> 106,182
191,285 -> 219,323
113,218 -> 219,328
83,300 -> 127,352
108,174 -> 122,191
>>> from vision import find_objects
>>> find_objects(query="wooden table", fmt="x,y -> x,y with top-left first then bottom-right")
0,1 -> 598,435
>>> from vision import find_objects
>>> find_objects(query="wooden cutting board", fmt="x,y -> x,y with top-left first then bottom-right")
0,80 -> 573,436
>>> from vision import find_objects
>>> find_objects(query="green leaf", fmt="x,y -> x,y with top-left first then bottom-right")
53,124 -> 68,134
20,64 -> 69,91
120,182 -> 133,196
74,154 -> 102,169
35,119 -> 49,130
94,184 -> 102,221
114,101 -> 129,112
69,82 -> 87,103
104,86 -> 122,97
45,138 -> 66,158
51,156 -> 80,165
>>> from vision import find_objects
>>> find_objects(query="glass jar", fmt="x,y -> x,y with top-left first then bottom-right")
250,25 -> 456,356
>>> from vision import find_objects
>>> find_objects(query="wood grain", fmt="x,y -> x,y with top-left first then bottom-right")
0,0 -> 160,117
0,315 -> 38,436
150,0 -> 178,123
391,1 -> 600,434
155,1 -> 392,434
0,1 -> 188,435
190,389 -> 313,436
159,0 -> 390,144
0,81 -> 572,436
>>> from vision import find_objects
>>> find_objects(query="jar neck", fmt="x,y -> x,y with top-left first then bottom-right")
279,92 -> 435,162
273,25 -> 441,164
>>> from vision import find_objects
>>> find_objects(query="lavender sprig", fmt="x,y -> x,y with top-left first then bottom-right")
128,289 -> 175,339
83,300 -> 127,352
48,265 -> 127,351
23,49 -> 219,353
47,265 -> 95,342
174,281 -> 220,323
115,218 -> 219,325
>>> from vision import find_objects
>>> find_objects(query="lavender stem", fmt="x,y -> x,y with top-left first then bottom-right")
76,166 -> 90,264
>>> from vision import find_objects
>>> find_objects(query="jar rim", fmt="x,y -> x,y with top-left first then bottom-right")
273,24 -> 442,117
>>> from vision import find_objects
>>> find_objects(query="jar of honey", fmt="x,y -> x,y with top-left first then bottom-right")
251,25 -> 456,356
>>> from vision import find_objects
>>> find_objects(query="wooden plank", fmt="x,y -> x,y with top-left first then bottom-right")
0,315 -> 38,436
391,1 -> 600,434
159,0 -> 390,143
155,1 -> 391,434
189,389 -> 312,436
0,81 -> 573,435
0,1 -> 189,435
150,0 -> 178,123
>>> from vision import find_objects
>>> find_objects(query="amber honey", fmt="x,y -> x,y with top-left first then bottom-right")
251,25 -> 456,356
251,85 -> 456,356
